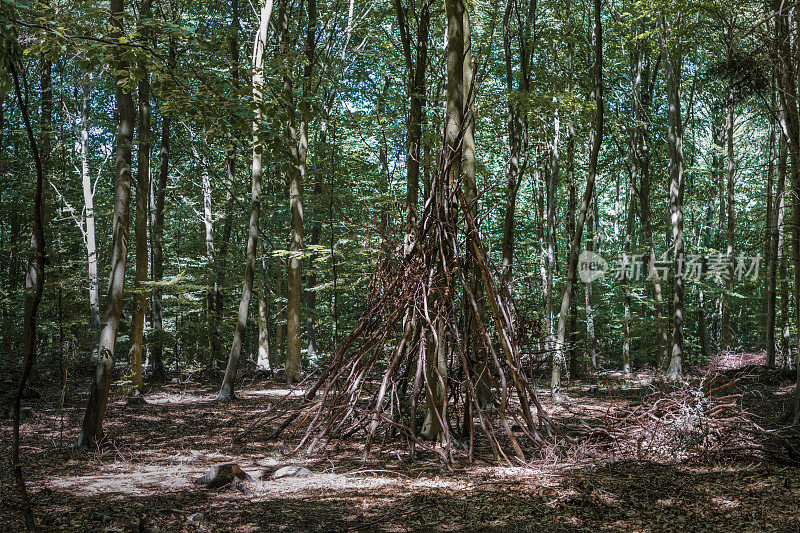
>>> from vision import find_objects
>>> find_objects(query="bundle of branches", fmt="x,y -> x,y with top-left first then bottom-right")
268,134 -> 562,465
585,373 -> 766,463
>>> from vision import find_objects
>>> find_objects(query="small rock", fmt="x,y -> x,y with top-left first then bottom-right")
188,513 -> 205,525
269,466 -> 313,479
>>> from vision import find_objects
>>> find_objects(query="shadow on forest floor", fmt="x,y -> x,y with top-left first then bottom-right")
2,353 -> 799,531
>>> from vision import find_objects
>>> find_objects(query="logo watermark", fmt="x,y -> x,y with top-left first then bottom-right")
577,252 -> 761,284
578,250 -> 608,283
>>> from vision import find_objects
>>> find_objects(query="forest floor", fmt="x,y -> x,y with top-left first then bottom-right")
2,352 -> 800,532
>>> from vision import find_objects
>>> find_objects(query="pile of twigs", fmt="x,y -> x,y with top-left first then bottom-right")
266,135 -> 561,465
585,372 -> 791,463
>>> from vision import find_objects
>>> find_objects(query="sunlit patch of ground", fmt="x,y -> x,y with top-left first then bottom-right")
2,363 -> 799,531
707,350 -> 769,371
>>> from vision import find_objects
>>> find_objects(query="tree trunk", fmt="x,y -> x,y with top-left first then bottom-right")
585,192 -> 597,369
421,0 -> 464,441
218,0 -> 273,400
773,0 -> 800,418
129,0 -> 153,392
188,127 -> 221,370
551,0 -> 602,402
213,0 -> 240,376
394,0 -> 430,254
566,143 -> 578,376
766,103 -> 779,367
777,131 -> 789,367
80,78 -> 101,357
78,0 -> 136,446
565,4 -> 577,375
285,0 -> 316,384
545,104 -> 558,351
722,84 -> 735,350
150,106 -> 169,383
257,251 -> 271,372
622,157 -> 635,374
631,34 -> 668,368
664,23 -> 685,382
10,54 -> 47,533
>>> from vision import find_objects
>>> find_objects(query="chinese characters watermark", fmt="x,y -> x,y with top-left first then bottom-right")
578,251 -> 761,284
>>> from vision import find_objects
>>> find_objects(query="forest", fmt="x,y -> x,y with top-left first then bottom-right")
3,0 -> 800,529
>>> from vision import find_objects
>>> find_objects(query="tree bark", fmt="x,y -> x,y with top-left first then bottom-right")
212,0 -> 240,377
499,0 -> 533,288
551,0 -> 602,402
80,78 -> 101,358
664,19 -> 686,382
218,0 -> 274,400
187,126 -> 221,370
285,0 -> 316,384
421,0 -> 464,441
129,0 -> 153,392
10,53 -> 46,533
78,0 -> 136,447
622,159 -> 635,374
722,84 -> 735,350
631,33 -> 668,368
777,130 -> 789,368
585,191 -> 596,369
394,0 -> 430,251
257,247 -> 271,372
150,104 -> 169,382
766,101 -> 779,367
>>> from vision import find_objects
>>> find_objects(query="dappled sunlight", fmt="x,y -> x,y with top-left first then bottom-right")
3,376 -> 800,531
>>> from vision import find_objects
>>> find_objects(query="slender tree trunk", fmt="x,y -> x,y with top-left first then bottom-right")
421,0 -> 464,441
664,21 -> 686,382
460,1 -> 489,415
551,0 -> 602,402
566,148 -> 578,376
565,5 -> 577,375
150,106 -> 169,382
276,277 -> 286,367
218,0 -> 273,400
622,158 -> 635,374
545,105 -> 558,350
585,192 -> 596,369
129,0 -> 153,392
766,103 -> 779,367
257,248 -> 271,372
499,0 -> 529,288
778,130 -> 789,367
285,0 -> 316,384
394,0 -> 430,254
10,54 -> 46,533
306,98 -> 334,366
722,84 -> 735,350
305,178 -> 321,365
631,34 -> 668,368
212,0 -> 240,376
78,0 -> 136,446
80,79 -> 101,357
698,200 -> 714,359
188,128 -> 221,370
773,0 -> 800,417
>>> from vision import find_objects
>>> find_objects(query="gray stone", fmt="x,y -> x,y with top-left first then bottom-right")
269,466 -> 313,479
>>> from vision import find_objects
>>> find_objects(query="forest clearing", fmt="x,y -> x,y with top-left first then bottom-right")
5,0 -> 800,529
2,353 -> 800,531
